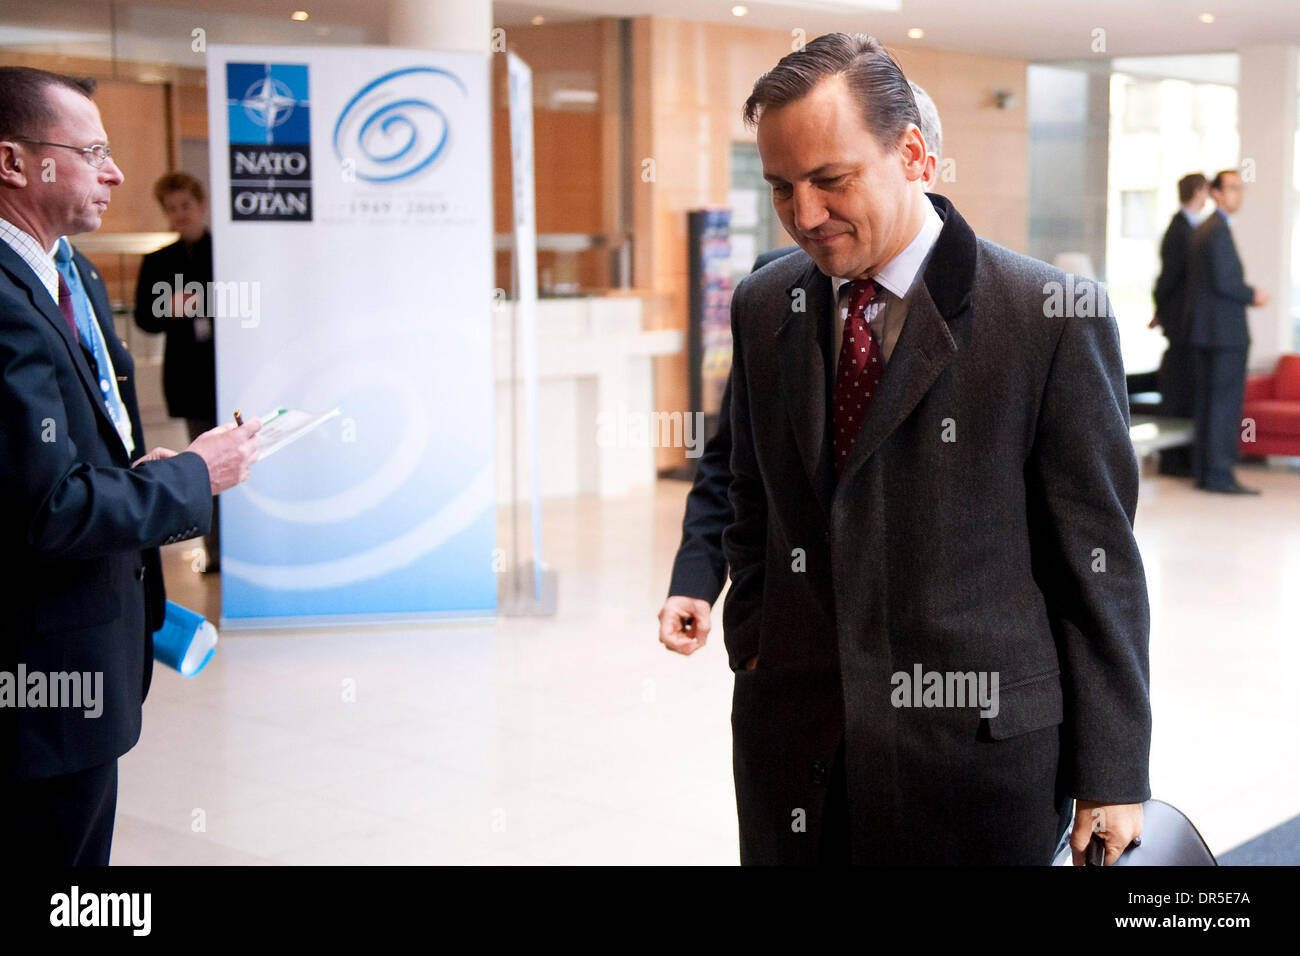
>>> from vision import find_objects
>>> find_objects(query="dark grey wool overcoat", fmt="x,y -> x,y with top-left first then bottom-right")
722,194 -> 1151,865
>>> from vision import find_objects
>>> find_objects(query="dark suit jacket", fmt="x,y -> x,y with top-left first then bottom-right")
1153,211 -> 1194,344
724,195 -> 1151,864
133,232 -> 217,422
1185,211 -> 1253,350
666,245 -> 799,602
0,240 -> 212,781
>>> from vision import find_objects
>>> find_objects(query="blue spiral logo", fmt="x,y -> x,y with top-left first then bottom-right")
333,67 -> 467,183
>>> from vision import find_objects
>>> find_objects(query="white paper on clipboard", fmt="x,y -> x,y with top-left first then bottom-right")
251,407 -> 341,460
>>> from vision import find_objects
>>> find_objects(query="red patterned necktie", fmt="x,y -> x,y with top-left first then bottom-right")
57,273 -> 80,341
833,278 -> 882,475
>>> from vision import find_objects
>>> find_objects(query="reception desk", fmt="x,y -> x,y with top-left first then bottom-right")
494,294 -> 682,501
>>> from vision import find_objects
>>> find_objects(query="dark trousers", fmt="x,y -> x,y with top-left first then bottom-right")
185,417 -> 219,566
0,759 -> 118,865
817,741 -> 851,865
1157,342 -> 1196,475
1193,347 -> 1248,490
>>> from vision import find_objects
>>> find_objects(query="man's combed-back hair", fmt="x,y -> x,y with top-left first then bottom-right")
742,33 -> 920,152
0,66 -> 97,143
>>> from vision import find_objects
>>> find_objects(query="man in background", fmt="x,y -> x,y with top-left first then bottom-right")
658,81 -> 942,649
1150,172 -> 1208,478
0,66 -> 260,863
1185,168 -> 1268,495
134,172 -> 221,570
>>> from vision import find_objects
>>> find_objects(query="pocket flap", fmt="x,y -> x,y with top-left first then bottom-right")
982,671 -> 1063,740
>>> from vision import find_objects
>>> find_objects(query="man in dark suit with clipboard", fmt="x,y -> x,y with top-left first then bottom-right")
0,67 -> 260,864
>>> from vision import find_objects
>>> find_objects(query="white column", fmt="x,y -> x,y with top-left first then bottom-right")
387,0 -> 491,55
1235,44 -> 1298,366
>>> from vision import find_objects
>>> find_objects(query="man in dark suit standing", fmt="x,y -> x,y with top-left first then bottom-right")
134,171 -> 221,569
1185,169 -> 1268,494
658,80 -> 942,654
1150,172 -> 1208,477
0,67 -> 261,864
668,34 -> 1150,865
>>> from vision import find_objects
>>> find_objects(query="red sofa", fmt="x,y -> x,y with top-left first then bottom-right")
1240,354 -> 1300,456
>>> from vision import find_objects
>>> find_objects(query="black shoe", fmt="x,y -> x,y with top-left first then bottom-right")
1203,482 -> 1260,495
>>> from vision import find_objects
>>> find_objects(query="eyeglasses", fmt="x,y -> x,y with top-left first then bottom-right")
16,139 -> 112,168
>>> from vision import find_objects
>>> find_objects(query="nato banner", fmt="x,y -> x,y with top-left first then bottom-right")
206,45 -> 496,625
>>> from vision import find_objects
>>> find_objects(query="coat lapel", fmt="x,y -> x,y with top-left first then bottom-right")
76,248 -> 142,457
776,258 -> 836,520
835,194 -> 976,491
0,242 -> 122,442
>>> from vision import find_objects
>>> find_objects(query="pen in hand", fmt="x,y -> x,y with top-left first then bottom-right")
234,409 -> 244,427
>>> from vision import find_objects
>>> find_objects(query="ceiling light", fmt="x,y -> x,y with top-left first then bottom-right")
907,28 -> 924,39
1199,12 -> 1214,23
291,10 -> 308,21
732,5 -> 749,16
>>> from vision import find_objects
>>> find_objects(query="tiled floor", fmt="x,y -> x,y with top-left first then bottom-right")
111,455 -> 1300,865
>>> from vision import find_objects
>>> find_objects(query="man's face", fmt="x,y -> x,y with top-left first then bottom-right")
757,74 -> 925,280
1212,173 -> 1243,215
1190,185 -> 1210,213
161,189 -> 206,240
21,84 -> 123,243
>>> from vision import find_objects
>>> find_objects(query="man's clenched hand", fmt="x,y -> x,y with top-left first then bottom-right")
658,595 -> 712,655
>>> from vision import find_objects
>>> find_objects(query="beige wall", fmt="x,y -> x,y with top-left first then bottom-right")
629,19 -> 1030,469
493,20 -> 622,292
892,45 -> 1029,251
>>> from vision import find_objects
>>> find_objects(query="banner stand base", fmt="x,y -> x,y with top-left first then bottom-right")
499,562 -> 558,617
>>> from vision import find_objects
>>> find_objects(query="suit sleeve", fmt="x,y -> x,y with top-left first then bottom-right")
666,374 -> 733,602
1207,226 -> 1254,305
132,250 -> 169,334
1025,289 -> 1152,805
720,284 -> 766,671
0,301 -> 212,561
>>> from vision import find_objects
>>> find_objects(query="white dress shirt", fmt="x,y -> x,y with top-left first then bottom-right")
830,201 -> 943,367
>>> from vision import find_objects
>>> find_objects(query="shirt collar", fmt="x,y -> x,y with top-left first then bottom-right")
1216,207 -> 1230,226
831,200 -> 944,302
0,216 -> 59,303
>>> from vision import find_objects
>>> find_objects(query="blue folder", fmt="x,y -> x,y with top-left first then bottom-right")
152,601 -> 219,678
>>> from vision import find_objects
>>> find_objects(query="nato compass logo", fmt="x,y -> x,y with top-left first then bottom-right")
226,63 -> 312,221
332,67 -> 467,184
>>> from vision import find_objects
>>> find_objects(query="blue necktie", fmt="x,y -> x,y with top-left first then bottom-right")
52,239 -> 96,346
52,238 -> 135,455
